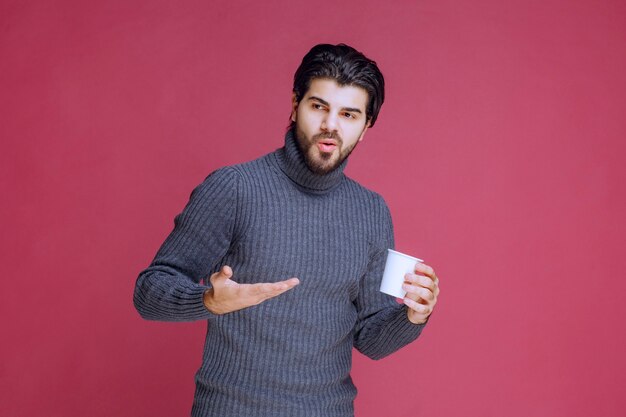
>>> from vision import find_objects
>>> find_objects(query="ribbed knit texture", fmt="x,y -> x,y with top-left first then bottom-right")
134,130 -> 426,417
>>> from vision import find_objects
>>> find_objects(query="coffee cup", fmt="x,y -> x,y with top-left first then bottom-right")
379,249 -> 423,298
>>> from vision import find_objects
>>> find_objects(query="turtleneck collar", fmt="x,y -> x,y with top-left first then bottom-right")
272,128 -> 347,193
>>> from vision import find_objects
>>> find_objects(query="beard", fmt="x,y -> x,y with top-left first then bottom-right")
293,126 -> 360,176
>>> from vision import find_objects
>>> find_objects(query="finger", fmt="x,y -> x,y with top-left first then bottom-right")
404,273 -> 436,290
414,262 -> 436,279
278,277 -> 300,288
402,284 -> 434,301
266,278 -> 300,296
209,265 -> 234,286
403,297 -> 432,315
248,278 -> 300,300
268,277 -> 300,291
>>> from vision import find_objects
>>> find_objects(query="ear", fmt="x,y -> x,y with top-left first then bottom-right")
357,120 -> 371,142
291,92 -> 298,123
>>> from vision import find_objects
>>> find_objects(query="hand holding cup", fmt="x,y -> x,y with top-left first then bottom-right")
402,261 -> 439,324
379,249 -> 439,324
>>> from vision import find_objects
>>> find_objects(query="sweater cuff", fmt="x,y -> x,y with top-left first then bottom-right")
356,304 -> 426,360
388,305 -> 427,342
177,284 -> 215,321
134,274 -> 216,322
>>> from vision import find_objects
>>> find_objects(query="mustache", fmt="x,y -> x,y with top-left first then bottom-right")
313,132 -> 342,142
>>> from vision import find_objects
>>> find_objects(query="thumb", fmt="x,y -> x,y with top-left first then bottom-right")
209,265 -> 233,286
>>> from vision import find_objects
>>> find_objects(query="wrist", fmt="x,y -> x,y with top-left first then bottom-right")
203,288 -> 215,313
406,307 -> 430,325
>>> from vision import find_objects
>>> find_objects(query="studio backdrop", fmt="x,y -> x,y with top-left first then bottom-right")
1,1 -> 625,416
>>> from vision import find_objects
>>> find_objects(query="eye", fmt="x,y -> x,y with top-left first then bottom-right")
343,112 -> 355,119
312,103 -> 325,110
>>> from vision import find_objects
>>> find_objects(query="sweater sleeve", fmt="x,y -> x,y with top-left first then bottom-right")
133,167 -> 240,322
352,195 -> 426,360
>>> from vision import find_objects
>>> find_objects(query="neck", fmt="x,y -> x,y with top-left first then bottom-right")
272,129 -> 347,193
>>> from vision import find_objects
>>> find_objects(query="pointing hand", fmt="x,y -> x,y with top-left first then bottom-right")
203,265 -> 300,315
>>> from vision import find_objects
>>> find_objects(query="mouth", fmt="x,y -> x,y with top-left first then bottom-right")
317,138 -> 338,153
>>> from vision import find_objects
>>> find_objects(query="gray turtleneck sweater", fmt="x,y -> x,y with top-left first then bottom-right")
134,131 -> 425,417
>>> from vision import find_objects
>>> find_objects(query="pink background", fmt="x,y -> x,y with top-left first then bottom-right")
2,0 -> 625,416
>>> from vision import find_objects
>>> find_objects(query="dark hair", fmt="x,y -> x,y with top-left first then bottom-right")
292,43 -> 385,127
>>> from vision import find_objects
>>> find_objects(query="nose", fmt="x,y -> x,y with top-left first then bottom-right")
321,112 -> 339,132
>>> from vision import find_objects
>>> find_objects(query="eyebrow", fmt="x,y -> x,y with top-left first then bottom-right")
307,96 -> 363,114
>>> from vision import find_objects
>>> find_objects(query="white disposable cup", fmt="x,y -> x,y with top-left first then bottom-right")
379,249 -> 423,298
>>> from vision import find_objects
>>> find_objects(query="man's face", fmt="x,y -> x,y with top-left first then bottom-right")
291,78 -> 370,175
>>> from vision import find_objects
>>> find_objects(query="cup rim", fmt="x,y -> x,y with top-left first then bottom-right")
387,248 -> 423,263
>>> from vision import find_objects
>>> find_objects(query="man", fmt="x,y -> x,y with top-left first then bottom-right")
134,43 -> 440,417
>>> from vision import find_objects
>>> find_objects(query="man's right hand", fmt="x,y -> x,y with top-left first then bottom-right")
203,265 -> 300,315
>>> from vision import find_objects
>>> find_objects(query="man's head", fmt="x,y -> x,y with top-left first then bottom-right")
291,43 -> 385,128
290,44 -> 385,175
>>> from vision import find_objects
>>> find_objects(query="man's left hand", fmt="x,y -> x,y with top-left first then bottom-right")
402,262 -> 440,324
